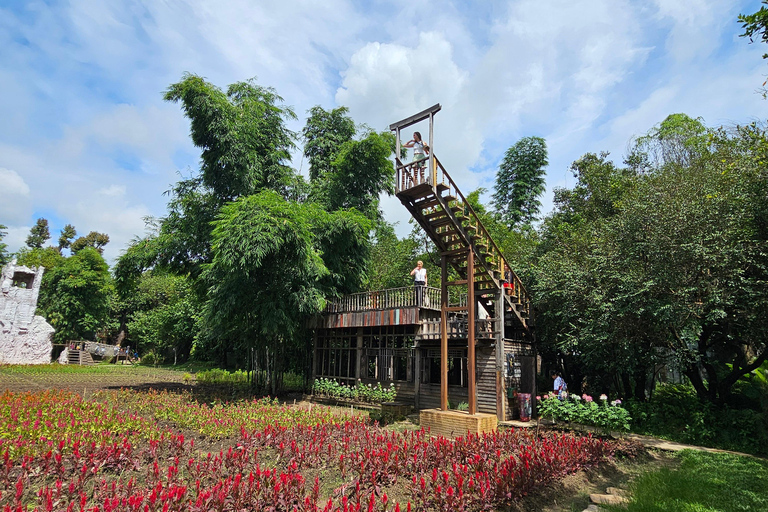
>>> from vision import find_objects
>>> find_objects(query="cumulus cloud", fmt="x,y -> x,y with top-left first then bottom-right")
1,0 -> 766,259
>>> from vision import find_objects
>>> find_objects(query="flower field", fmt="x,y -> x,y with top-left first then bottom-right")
0,389 -> 618,511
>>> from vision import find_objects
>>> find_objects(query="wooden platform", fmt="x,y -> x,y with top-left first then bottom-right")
420,408 -> 498,438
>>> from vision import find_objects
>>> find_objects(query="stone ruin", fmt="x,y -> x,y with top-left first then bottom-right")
0,260 -> 55,364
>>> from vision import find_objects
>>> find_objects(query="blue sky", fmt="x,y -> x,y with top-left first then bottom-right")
1,0 -> 766,264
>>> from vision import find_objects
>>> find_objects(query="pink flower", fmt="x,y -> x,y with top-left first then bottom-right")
599,394 -> 608,401
583,395 -> 593,402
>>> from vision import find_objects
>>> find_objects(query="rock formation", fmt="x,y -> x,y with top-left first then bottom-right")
0,260 -> 55,364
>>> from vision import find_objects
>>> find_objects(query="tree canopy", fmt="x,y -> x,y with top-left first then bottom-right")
492,136 -> 548,226
533,115 -> 768,404
115,75 -> 395,379
25,218 -> 50,249
37,247 -> 113,343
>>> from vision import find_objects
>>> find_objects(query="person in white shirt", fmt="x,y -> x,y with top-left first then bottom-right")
403,131 -> 430,184
552,371 -> 567,399
410,260 -> 427,306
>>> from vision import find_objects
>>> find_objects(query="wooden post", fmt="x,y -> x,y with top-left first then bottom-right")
467,252 -> 476,415
496,288 -> 505,421
355,327 -> 363,381
440,256 -> 448,411
428,112 -> 435,187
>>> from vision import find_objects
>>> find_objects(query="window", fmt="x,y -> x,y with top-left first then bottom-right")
422,349 -> 468,386
315,328 -> 357,385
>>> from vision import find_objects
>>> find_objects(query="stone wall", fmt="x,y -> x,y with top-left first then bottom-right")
0,260 -> 54,364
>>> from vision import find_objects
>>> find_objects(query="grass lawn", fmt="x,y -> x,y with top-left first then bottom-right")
614,449 -> 768,512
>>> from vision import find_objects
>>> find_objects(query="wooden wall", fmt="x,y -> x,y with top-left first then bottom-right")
476,345 -> 498,415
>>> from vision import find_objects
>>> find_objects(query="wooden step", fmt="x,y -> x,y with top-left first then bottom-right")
442,194 -> 457,203
430,217 -> 455,228
425,208 -> 458,221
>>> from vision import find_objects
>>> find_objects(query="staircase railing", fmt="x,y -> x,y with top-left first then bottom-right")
429,156 -> 531,314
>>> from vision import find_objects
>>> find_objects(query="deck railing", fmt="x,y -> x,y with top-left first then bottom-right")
324,286 -> 442,313
396,153 -> 532,320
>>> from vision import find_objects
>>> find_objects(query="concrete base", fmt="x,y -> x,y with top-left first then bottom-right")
420,408 -> 498,438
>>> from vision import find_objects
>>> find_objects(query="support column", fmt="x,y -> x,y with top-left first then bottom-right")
467,252 -> 476,415
440,256 -> 448,411
495,288 -> 505,421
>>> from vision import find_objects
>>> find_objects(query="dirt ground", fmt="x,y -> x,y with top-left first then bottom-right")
0,364 -> 676,511
0,364 -> 192,396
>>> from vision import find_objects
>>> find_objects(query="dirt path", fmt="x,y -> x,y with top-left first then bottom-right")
0,365 -> 191,396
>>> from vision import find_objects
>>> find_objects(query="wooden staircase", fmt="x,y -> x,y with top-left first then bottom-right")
67,349 -> 95,366
394,156 -> 533,333
391,104 -> 534,418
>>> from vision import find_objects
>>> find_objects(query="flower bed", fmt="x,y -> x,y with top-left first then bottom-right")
0,389 -> 618,511
537,393 -> 632,433
312,378 -> 397,404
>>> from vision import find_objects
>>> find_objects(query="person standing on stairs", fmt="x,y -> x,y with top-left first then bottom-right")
410,260 -> 427,306
403,132 -> 430,184
503,264 -> 515,296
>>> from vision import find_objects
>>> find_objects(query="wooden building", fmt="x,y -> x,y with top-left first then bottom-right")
311,105 -> 536,421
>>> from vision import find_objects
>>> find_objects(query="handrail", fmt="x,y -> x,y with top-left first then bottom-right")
430,156 -> 531,309
324,286 -> 443,313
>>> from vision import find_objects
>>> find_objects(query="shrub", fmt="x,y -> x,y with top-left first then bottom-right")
311,378 -> 396,403
196,368 -> 249,385
538,393 -> 632,432
625,383 -> 768,456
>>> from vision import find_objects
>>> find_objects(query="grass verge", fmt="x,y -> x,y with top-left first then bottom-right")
613,449 -> 768,512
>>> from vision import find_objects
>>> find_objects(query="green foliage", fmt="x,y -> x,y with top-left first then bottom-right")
629,113 -> 708,170
71,231 -> 110,254
196,368 -> 250,385
203,191 -> 328,347
625,383 -> 768,456
303,105 -> 356,181
493,136 -> 548,226
164,73 -> 297,201
538,394 -> 631,433
739,1 -> 768,61
120,272 -> 201,360
14,246 -> 66,270
318,130 -> 395,221
0,224 -> 8,265
534,118 -> 768,403
25,218 -> 50,249
367,221 -> 420,290
623,450 -> 768,512
311,378 -> 397,403
57,224 -> 77,252
37,248 -> 113,343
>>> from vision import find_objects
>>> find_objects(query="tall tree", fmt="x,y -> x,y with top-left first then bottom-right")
164,73 -> 297,201
0,224 -> 8,265
534,118 -> 768,404
57,224 -> 77,253
319,130 -> 396,221
303,106 -> 356,182
493,136 -> 548,226
71,231 -> 110,254
200,190 -> 371,391
37,247 -> 113,343
26,218 -> 50,249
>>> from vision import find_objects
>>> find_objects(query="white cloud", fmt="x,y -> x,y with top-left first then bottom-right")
653,0 -> 733,62
0,168 -> 32,224
98,185 -> 126,197
1,0 -> 766,260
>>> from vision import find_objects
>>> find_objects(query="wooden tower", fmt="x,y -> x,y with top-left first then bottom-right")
390,105 -> 534,420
